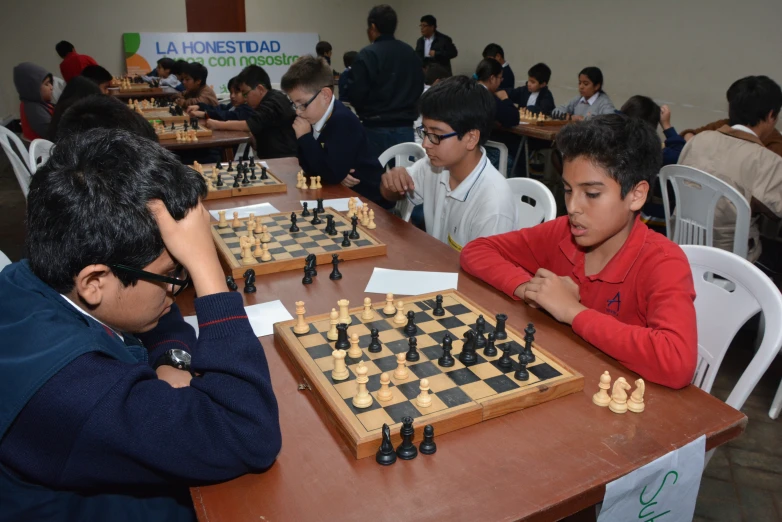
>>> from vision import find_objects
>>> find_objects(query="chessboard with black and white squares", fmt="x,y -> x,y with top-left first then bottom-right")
200,162 -> 284,193
289,293 -> 575,434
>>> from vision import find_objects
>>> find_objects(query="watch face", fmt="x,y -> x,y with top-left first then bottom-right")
169,349 -> 192,366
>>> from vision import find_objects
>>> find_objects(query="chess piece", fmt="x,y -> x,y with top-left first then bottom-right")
315,176 -> 322,189
383,293 -> 396,315
335,323 -> 350,350
304,254 -> 317,276
592,371 -> 612,407
393,353 -> 409,380
608,377 -> 632,414
248,155 -> 255,167
348,332 -> 362,359
405,337 -> 419,362
293,301 -> 309,334
497,343 -> 513,370
367,209 -> 377,230
324,215 -> 337,236
261,225 -> 272,243
459,330 -> 478,366
337,298 -> 350,325
494,313 -> 508,340
243,269 -> 256,293
484,332 -> 498,357
301,202 -> 310,217
396,417 -> 417,460
311,210 -> 322,225
232,173 -> 241,188
393,301 -> 406,324
349,215 -> 360,240
253,238 -> 263,257
341,231 -> 351,247
475,315 -> 487,349
628,379 -> 645,413
329,254 -> 342,280
520,323 -> 536,363
377,373 -> 393,402
316,198 -> 325,213
240,238 -> 255,265
327,308 -> 339,341
225,275 -> 238,291
419,425 -> 436,455
331,349 -> 349,381
361,297 -> 374,320
260,243 -> 272,262
289,213 -> 299,233
249,167 -> 257,180
438,333 -> 455,367
260,167 -> 268,180
227,160 -> 234,172
416,378 -> 432,408
309,176 -> 318,190
231,211 -> 241,228
404,310 -> 417,337
218,210 -> 228,227
432,294 -> 445,316
514,357 -> 529,381
253,217 -> 263,234
347,197 -> 356,218
302,267 -> 313,285
352,362 -> 373,408
375,423 -> 397,466
367,328 -> 381,352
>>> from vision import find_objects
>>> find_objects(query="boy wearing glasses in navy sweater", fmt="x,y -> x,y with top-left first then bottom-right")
380,76 -> 517,250
282,55 -> 392,208
0,129 -> 281,521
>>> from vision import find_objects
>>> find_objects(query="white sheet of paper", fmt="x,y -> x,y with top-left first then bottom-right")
208,202 -> 279,221
300,198 -> 355,212
364,268 -> 458,295
597,435 -> 705,522
184,299 -> 293,338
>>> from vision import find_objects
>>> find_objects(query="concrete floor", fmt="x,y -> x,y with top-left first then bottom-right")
0,147 -> 779,521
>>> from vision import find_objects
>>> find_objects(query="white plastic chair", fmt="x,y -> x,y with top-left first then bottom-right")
506,178 -> 556,228
378,142 -> 426,222
485,140 -> 509,177
28,138 -> 54,174
0,250 -> 11,271
660,165 -> 751,259
0,126 -> 32,171
0,128 -> 33,198
683,246 -> 782,431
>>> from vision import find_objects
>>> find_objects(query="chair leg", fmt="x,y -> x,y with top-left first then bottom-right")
770,378 -> 782,420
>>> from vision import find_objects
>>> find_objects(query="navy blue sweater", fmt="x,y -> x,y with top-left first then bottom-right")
297,98 -> 393,208
494,95 -> 520,128
198,101 -> 255,122
338,68 -> 352,104
499,64 -> 515,91
0,261 -> 281,522
508,85 -> 556,116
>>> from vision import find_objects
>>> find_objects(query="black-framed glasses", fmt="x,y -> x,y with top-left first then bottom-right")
416,126 -> 460,145
289,88 -> 324,111
109,263 -> 191,296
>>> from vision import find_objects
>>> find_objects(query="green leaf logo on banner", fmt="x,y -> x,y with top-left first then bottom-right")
123,33 -> 141,58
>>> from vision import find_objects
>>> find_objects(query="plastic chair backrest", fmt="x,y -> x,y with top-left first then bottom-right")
378,142 -> 427,222
0,250 -> 11,271
0,138 -> 33,198
29,139 -> 54,174
506,177 -> 556,228
660,165 -> 750,259
0,126 -> 32,171
485,140 -> 508,178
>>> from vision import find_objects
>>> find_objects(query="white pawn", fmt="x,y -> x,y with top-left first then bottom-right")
260,225 -> 272,243
393,300 -> 406,324
231,211 -> 241,228
377,372 -> 393,402
327,308 -> 339,341
383,293 -> 396,315
348,332 -> 362,359
293,301 -> 309,334
260,242 -> 272,262
253,238 -> 263,257
254,219 -> 264,235
628,379 -> 646,413
352,362 -> 373,408
332,349 -> 349,381
592,371 -> 612,407
367,209 -> 376,230
361,297 -> 374,320
393,353 -> 409,380
417,378 -> 432,408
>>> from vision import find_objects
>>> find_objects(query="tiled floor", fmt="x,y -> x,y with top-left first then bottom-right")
0,146 -> 779,521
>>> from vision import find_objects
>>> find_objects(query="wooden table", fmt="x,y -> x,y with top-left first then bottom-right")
110,86 -> 179,100
500,123 -> 565,178
159,129 -> 251,162
186,158 -> 746,522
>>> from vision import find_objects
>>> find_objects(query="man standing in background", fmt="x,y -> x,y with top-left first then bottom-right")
415,15 -> 458,74
349,5 -> 424,159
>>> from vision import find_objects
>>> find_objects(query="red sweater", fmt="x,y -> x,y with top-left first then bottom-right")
59,51 -> 98,83
460,216 -> 697,389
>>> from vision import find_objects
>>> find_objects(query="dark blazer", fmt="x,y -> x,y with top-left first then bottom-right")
499,64 -> 515,91
508,85 -> 556,116
415,31 -> 458,74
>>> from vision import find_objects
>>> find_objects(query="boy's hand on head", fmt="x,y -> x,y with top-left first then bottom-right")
523,269 -> 586,325
147,199 -> 228,297
660,105 -> 672,130
495,90 -> 509,101
156,365 -> 192,388
342,169 -> 361,188
381,167 -> 415,196
292,116 -> 312,139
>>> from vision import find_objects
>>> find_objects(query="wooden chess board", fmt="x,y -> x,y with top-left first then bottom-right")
119,85 -> 162,94
212,207 -> 386,278
274,290 -> 584,459
142,108 -> 187,123
196,162 -> 287,200
154,122 -> 212,141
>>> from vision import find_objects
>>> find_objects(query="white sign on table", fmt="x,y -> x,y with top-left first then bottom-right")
184,299 -> 293,338
208,202 -> 279,221
364,268 -> 458,296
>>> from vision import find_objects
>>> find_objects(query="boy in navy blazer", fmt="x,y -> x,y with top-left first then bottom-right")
508,63 -> 555,116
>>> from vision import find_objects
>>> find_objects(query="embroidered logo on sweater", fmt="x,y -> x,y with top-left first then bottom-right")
606,292 -> 621,316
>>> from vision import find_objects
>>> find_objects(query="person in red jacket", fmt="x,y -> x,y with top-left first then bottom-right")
460,114 -> 698,389
56,40 -> 98,82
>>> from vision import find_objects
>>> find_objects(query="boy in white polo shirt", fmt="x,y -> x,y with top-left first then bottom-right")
380,76 -> 518,250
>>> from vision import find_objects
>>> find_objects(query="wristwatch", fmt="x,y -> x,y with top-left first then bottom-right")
153,348 -> 192,372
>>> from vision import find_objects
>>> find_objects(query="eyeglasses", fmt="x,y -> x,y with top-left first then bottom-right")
416,126 -> 460,145
109,263 -> 191,296
289,89 -> 324,111
241,89 -> 252,98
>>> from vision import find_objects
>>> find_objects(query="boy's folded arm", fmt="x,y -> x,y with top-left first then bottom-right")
297,131 -> 357,184
571,256 -> 698,389
136,302 -> 197,363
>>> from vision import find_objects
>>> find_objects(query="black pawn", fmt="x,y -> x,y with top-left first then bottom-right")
405,337 -> 420,362
260,167 -> 268,180
316,198 -> 325,213
216,161 -> 223,170
243,269 -> 256,293
497,344 -> 513,370
475,315 -> 487,349
170,121 -> 176,131
459,330 -> 478,366
522,323 -> 536,363
302,267 -> 313,285
226,275 -> 238,291
335,323 -> 350,350
341,231 -> 351,247
241,170 -> 250,185
216,173 -> 223,187
367,328 -> 381,353
432,294 -> 445,316
329,254 -> 342,280
396,417 -> 417,460
349,215 -> 360,239
484,332 -> 498,357
494,313 -> 508,340
514,357 -> 529,381
232,175 -> 240,188
404,310 -> 417,337
227,160 -> 234,172
438,333 -> 455,367
301,202 -> 310,217
376,423 -> 397,466
289,213 -> 299,233
249,167 -> 257,180
311,210 -> 322,225
419,425 -> 436,455
183,120 -> 189,131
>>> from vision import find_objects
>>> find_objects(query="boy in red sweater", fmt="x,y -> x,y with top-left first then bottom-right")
460,114 -> 697,389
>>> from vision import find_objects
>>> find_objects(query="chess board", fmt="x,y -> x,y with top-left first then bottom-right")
119,85 -> 162,94
274,290 -> 584,459
196,162 -> 287,200
211,207 -> 386,277
154,123 -> 212,141
142,108 -> 187,123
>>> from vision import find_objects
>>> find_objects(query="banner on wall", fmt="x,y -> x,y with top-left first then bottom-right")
123,32 -> 320,94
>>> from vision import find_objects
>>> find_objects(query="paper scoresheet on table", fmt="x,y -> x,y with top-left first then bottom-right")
364,268 -> 458,295
208,202 -> 279,221
184,299 -> 293,338
299,198 -> 355,212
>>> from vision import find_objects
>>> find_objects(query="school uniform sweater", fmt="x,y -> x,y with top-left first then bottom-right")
499,63 -> 515,91
554,92 -> 616,119
245,89 -> 298,159
508,85 -> 556,116
199,101 -> 255,122
460,216 -> 698,389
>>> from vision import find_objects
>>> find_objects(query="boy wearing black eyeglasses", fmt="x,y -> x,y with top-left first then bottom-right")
380,76 -> 518,250
281,55 -> 392,208
0,128 -> 281,521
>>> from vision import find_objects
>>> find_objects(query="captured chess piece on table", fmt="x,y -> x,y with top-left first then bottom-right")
242,269 -> 256,293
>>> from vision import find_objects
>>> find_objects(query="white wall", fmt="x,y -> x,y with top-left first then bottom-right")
394,0 -> 782,131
